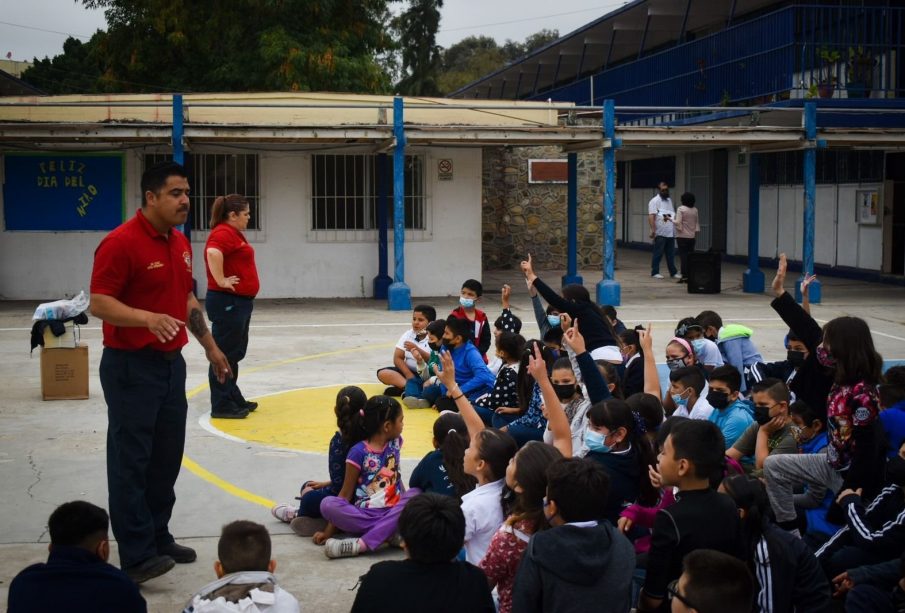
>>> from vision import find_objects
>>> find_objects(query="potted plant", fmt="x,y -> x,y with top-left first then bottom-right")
816,47 -> 840,98
846,46 -> 875,98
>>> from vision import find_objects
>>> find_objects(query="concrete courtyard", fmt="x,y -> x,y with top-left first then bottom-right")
1,249 -> 903,612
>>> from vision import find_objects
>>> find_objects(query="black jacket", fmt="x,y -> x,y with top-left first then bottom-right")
769,292 -> 834,419
8,546 -> 146,613
512,522 -> 635,613
753,523 -> 832,613
532,277 -> 618,351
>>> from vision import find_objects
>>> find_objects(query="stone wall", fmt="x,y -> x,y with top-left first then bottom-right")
482,144 -> 608,270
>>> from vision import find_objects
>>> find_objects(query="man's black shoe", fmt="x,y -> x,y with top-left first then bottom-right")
158,542 -> 197,563
242,401 -> 259,412
124,555 -> 175,584
211,403 -> 249,419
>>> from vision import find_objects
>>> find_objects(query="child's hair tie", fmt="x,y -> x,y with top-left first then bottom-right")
448,428 -> 457,435
359,409 -> 365,417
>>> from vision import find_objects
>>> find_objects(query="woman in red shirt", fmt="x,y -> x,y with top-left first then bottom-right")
204,194 -> 261,419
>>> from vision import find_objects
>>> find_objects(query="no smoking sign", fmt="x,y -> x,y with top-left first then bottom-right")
438,159 -> 453,180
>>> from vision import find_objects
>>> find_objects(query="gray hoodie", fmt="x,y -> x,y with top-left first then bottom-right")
511,522 -> 635,613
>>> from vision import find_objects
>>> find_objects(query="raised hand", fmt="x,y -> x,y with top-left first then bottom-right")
501,284 -> 511,309
563,320 -> 586,355
526,342 -> 549,383
638,323 -> 654,354
436,350 -> 456,389
771,253 -> 787,298
559,313 -> 572,331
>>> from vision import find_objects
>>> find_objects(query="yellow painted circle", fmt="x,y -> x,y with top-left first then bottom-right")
212,383 -> 439,459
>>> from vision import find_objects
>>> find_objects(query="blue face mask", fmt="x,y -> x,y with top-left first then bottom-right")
690,338 -> 706,354
547,314 -> 561,327
459,297 -> 475,309
671,391 -> 690,409
585,429 -> 611,453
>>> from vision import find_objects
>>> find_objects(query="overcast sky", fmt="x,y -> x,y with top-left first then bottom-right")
2,1 -> 628,62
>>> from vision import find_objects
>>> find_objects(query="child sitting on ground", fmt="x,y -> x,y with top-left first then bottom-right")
706,365 -> 754,449
448,279 -> 491,362
271,386 -> 367,536
408,412 -> 476,499
667,366 -> 713,420
638,419 -> 742,612
512,457 -> 635,613
427,317 -> 496,412
315,395 -> 419,559
474,331 -> 525,424
487,284 -> 523,376
696,309 -> 763,393
435,351 -> 518,564
376,305 -> 435,397
493,339 -> 556,447
184,520 -> 299,613
787,400 -> 839,542
403,319 -> 445,409
351,493 -> 494,613
8,501 -> 146,612
726,378 -> 797,474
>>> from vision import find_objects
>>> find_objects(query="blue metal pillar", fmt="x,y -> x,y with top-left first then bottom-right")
796,101 -> 822,304
742,153 -> 765,292
172,94 -> 187,238
373,153 -> 392,299
562,153 -> 583,286
597,99 -> 621,306
387,97 -> 412,311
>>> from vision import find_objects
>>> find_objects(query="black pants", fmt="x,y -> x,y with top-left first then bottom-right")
205,290 -> 254,410
101,348 -> 187,568
676,237 -> 696,278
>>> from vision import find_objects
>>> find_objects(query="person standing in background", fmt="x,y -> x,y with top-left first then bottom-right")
648,181 -> 680,280
674,192 -> 701,284
205,194 -> 261,419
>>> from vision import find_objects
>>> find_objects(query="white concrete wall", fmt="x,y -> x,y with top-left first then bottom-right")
0,147 -> 483,300
725,151 -> 883,270
623,155 -> 687,244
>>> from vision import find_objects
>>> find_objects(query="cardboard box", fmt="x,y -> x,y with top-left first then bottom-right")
42,321 -> 78,349
40,344 -> 89,400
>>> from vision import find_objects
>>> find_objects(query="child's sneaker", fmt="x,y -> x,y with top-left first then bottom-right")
290,516 -> 328,537
403,396 -> 431,409
324,537 -> 362,559
270,503 -> 298,523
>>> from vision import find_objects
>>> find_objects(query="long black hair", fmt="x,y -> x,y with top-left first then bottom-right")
359,395 -> 402,440
335,386 -> 368,446
434,413 -> 477,499
721,474 -> 772,563
504,441 -> 563,531
587,399 -> 659,506
517,340 -> 556,412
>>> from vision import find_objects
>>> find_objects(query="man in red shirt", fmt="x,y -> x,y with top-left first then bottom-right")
90,162 -> 231,584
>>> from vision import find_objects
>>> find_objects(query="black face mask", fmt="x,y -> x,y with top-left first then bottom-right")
660,190 -> 670,199
553,383 -> 578,401
887,456 -> 905,487
442,338 -> 455,348
428,342 -> 440,351
707,390 -> 730,410
754,405 -> 772,426
787,350 -> 806,368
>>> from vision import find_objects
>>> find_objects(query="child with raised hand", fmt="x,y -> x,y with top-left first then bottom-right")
520,253 -> 620,357
270,386 -> 367,537
408,413 -> 476,499
315,395 -> 417,559
638,324 -> 709,419
435,350 -> 518,564
474,331 -> 525,425
584,398 -> 660,524
441,344 -> 573,612
720,475 -> 833,613
492,339 -> 556,447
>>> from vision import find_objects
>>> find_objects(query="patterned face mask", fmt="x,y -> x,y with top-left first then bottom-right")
816,345 -> 836,368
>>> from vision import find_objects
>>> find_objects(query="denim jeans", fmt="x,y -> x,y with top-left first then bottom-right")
651,236 -> 677,276
205,290 -> 254,410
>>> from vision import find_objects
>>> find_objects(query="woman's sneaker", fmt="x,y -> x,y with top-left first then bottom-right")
270,503 -> 298,523
324,537 -> 362,559
403,396 -> 431,409
289,516 -> 327,537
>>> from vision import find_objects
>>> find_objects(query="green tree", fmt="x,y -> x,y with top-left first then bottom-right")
501,28 -> 560,62
394,0 -> 443,96
436,36 -> 504,95
26,0 -> 400,94
21,34 -> 107,94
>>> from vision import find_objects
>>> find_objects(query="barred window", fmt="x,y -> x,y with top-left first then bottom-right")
759,150 -> 884,186
143,153 -> 261,232
311,154 -> 425,231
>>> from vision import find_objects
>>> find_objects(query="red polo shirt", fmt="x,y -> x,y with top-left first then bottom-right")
204,223 -> 260,298
90,209 -> 193,352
